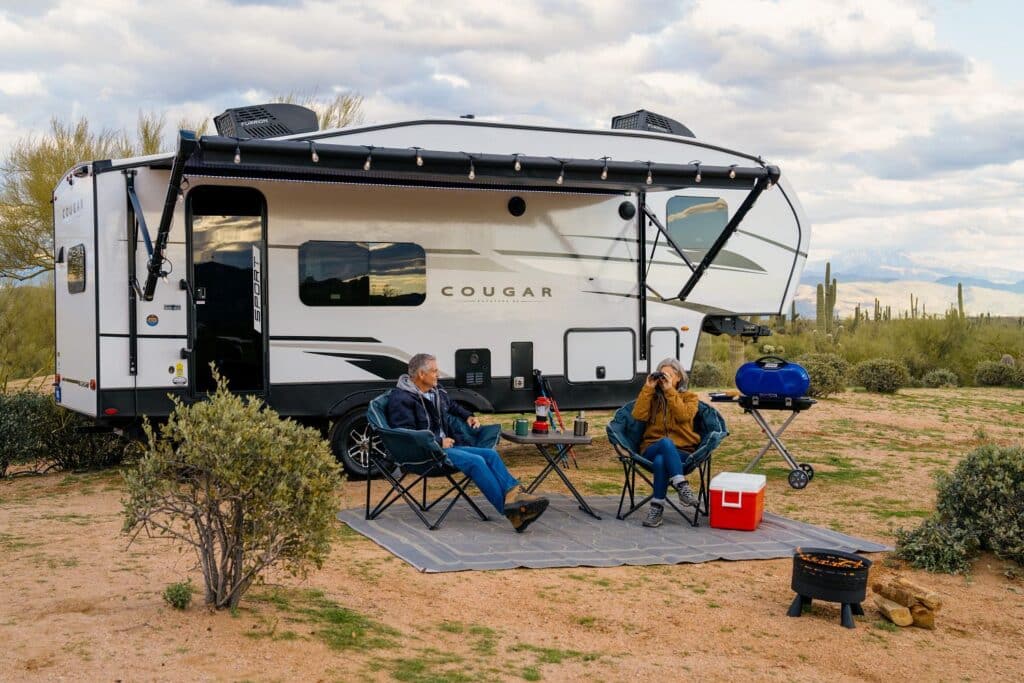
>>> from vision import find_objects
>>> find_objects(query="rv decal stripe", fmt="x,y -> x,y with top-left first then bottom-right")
425,248 -> 480,255
305,352 -> 407,380
270,335 -> 381,343
735,229 -> 808,258
497,249 -> 764,273
101,333 -> 187,339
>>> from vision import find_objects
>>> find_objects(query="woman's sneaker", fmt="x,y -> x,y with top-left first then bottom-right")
642,502 -> 664,527
674,480 -> 700,507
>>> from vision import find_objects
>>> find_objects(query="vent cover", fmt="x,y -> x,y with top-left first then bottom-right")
611,109 -> 695,138
214,103 -> 319,139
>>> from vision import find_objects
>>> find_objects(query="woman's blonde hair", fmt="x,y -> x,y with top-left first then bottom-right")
655,357 -> 688,390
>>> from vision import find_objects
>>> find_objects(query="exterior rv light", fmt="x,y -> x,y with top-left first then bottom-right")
680,325 -> 690,331
363,148 -> 373,171
728,164 -> 737,179
103,408 -> 119,416
646,163 -> 653,186
88,379 -> 96,390
513,154 -> 522,172
233,145 -> 241,164
309,141 -> 319,163
556,161 -> 565,185
600,156 -> 609,180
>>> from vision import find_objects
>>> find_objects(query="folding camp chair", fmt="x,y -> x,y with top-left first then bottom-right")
608,400 -> 728,526
364,391 -> 501,530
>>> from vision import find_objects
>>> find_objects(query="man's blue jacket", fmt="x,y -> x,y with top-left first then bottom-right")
386,374 -> 474,446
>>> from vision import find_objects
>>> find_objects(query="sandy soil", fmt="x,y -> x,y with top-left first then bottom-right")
1,388 -> 1023,682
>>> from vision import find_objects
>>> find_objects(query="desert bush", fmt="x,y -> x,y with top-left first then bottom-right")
689,360 -> 724,388
921,368 -> 959,388
999,354 -> 1015,367
163,580 -> 193,610
123,369 -> 341,610
895,444 -> 1024,573
795,352 -> 848,398
974,361 -> 1017,387
0,391 -> 48,477
853,358 -> 909,393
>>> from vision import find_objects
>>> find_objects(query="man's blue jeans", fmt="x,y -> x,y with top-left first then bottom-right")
641,437 -> 692,499
444,446 -> 519,514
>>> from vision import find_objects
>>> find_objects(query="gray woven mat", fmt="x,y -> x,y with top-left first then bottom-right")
337,494 -> 890,573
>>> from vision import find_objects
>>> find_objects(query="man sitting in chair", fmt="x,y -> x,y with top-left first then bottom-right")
388,353 -> 550,533
632,358 -> 702,528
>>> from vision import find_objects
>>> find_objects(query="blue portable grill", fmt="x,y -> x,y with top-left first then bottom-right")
735,356 -> 810,399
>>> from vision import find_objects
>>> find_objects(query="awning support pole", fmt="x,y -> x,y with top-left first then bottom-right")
143,130 -> 197,301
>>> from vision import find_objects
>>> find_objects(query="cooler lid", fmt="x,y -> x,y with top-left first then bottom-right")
709,472 -> 766,492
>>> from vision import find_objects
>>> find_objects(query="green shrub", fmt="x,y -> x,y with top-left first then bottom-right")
974,361 -> 1017,387
795,352 -> 848,398
123,369 -> 341,610
689,361 -> 724,388
853,358 -> 909,393
999,354 -> 1016,367
163,580 -> 193,610
921,368 -> 959,388
0,391 -> 48,477
895,444 -> 1024,573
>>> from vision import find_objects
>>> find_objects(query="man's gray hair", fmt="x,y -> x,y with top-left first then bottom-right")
408,353 -> 436,377
656,357 -> 689,390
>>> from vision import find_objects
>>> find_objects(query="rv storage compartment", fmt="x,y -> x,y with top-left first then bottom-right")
564,329 -> 635,383
735,356 -> 809,399
455,348 -> 491,388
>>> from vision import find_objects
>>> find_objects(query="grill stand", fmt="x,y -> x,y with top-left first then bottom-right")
787,594 -> 865,629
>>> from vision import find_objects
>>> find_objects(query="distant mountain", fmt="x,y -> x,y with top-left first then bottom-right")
934,276 -> 1024,295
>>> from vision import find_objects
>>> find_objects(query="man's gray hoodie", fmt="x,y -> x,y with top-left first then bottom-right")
387,374 -> 473,445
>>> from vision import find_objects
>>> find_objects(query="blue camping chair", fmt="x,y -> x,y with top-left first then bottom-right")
607,400 -> 728,526
365,390 -> 502,530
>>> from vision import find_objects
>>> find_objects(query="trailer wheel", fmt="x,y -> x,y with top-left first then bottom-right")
329,409 -> 386,479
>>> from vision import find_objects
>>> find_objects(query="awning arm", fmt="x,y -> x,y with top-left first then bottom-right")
676,175 -> 773,301
126,173 -> 153,258
143,130 -> 197,301
642,205 -> 695,274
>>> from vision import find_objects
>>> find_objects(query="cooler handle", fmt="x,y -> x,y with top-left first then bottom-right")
721,490 -> 743,508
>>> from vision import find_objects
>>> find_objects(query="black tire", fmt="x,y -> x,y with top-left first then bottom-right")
799,463 -> 815,481
329,409 -> 387,478
788,468 -> 810,489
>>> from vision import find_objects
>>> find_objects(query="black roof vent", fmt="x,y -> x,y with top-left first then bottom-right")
214,103 -> 319,139
611,109 -> 695,138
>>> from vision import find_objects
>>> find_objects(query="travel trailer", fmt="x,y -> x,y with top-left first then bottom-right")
52,105 -> 809,474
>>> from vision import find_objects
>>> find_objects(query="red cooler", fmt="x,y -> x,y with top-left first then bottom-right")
709,472 -> 766,531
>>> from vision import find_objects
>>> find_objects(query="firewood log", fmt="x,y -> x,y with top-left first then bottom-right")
910,604 -> 935,630
894,577 -> 942,611
872,581 -> 919,608
873,595 -> 913,626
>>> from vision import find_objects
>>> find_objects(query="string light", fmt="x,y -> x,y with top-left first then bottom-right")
600,156 -> 609,180
556,161 -> 565,185
233,145 -> 241,164
689,160 -> 702,184
363,148 -> 373,171
309,142 -> 319,163
414,147 -> 423,166
728,165 -> 737,179
468,157 -> 476,180
513,154 -> 522,172
646,163 -> 653,186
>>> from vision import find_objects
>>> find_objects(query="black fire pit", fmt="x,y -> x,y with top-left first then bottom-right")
787,547 -> 872,629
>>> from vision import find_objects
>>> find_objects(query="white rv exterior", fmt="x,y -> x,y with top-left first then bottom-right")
52,113 -> 809,473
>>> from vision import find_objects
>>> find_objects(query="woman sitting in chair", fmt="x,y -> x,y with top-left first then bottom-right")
632,358 -> 701,528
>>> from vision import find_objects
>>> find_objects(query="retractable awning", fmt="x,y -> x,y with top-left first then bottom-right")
142,131 -> 781,301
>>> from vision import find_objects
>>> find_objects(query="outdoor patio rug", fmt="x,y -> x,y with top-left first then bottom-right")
337,494 -> 890,573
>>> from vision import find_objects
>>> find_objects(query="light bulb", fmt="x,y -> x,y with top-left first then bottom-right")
363,154 -> 372,171
310,144 -> 319,163
728,166 -> 737,179
695,171 -> 702,183
468,161 -> 475,180
416,151 -> 423,166
233,146 -> 241,164
514,155 -> 522,172
601,158 -> 608,180
556,164 -> 564,185
646,168 -> 653,185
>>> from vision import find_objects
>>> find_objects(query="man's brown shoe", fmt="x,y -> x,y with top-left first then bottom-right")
504,497 -> 550,533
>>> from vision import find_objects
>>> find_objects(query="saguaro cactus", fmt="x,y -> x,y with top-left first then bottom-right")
910,294 -> 919,319
957,282 -> 965,320
815,261 -> 837,334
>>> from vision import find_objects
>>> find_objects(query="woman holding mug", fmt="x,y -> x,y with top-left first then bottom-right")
631,358 -> 701,528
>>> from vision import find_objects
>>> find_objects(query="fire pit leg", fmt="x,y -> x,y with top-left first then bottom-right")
787,594 -> 810,617
840,603 -> 855,629
851,603 -> 864,616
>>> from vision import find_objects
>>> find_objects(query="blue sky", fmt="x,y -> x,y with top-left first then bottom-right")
1,0 -> 1021,291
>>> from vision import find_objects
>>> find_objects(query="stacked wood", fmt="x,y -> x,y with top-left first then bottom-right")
871,576 -> 942,629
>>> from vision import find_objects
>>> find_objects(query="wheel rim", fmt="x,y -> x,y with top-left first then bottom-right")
345,420 -> 386,470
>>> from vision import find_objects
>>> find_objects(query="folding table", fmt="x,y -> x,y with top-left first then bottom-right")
500,431 -> 599,518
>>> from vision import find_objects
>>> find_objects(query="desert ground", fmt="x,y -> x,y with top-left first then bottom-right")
1,388 -> 1022,682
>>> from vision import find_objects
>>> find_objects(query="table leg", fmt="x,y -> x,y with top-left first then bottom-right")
525,444 -> 601,520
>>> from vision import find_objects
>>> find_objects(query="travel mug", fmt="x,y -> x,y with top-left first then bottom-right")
514,417 -> 530,436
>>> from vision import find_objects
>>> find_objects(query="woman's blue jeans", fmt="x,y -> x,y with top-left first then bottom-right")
641,437 -> 691,499
444,446 -> 519,514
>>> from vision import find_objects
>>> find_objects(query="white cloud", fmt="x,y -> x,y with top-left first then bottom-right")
0,71 -> 45,96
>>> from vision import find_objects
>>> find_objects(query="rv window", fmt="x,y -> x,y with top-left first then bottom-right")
298,241 -> 426,306
664,196 -> 729,263
67,244 -> 86,294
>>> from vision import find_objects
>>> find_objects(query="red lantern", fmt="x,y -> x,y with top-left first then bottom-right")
532,397 -> 551,434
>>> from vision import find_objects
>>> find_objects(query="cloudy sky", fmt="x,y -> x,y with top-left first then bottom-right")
2,0 -> 1022,287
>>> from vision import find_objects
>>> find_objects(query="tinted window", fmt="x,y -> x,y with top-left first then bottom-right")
67,244 -> 86,294
299,241 -> 425,306
665,196 -> 728,257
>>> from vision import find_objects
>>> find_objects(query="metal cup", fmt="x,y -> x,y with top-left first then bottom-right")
514,418 -> 530,436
